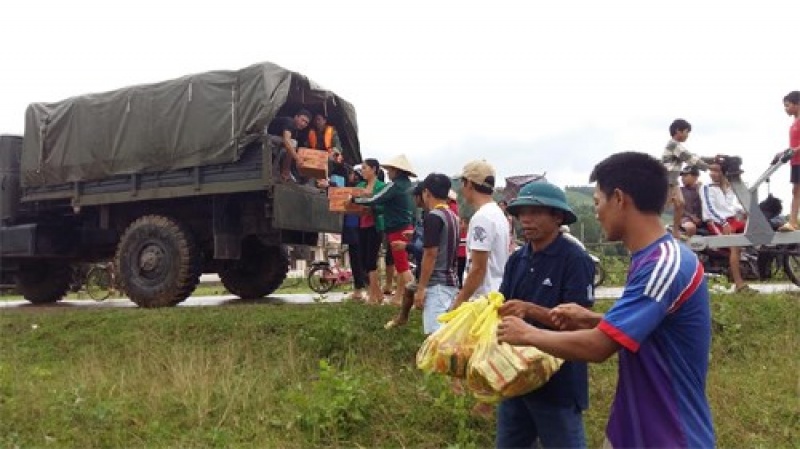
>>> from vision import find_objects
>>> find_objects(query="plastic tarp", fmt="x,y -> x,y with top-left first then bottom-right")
21,62 -> 360,187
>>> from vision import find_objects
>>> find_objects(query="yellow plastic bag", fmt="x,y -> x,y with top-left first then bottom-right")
415,295 -> 493,378
466,296 -> 564,400
463,294 -> 505,403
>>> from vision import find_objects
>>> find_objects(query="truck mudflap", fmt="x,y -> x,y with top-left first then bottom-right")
272,183 -> 342,234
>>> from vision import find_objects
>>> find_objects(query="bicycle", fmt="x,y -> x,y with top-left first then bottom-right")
85,262 -> 118,301
307,248 -> 354,294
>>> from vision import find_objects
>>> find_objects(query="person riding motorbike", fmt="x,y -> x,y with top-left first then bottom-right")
700,162 -> 757,293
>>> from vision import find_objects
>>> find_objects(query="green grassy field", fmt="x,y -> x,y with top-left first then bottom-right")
0,294 -> 797,448
0,274 -> 336,302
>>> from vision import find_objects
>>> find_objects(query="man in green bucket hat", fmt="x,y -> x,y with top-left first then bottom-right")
494,180 -> 595,449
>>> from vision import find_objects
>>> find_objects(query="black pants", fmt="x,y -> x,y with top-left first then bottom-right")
343,226 -> 367,289
348,243 -> 367,289
457,256 -> 467,288
359,226 -> 381,272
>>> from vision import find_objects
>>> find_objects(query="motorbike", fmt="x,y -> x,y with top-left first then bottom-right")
686,151 -> 800,287
689,228 -> 762,282
559,226 -> 606,288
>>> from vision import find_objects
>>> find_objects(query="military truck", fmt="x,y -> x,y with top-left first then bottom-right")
0,62 -> 360,307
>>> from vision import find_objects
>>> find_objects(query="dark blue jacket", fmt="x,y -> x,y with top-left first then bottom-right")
499,234 -> 595,409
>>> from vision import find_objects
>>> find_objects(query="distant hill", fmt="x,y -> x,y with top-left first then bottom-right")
565,186 -> 594,208
449,181 -> 598,219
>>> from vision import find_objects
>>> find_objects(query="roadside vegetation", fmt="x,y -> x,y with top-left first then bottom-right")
0,274 -> 336,302
0,293 -> 796,448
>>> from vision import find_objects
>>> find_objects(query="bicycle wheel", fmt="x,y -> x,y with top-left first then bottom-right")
308,265 -> 336,294
782,245 -> 800,287
86,266 -> 113,301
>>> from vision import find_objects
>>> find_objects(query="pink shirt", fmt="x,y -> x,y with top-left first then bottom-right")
789,118 -> 800,165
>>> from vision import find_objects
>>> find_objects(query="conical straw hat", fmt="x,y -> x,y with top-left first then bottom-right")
382,154 -> 417,178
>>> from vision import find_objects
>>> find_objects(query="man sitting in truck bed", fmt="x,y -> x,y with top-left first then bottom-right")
266,109 -> 312,182
307,112 -> 347,188
306,112 -> 342,155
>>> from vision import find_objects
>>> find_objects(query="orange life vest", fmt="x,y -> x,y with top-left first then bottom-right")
308,126 -> 334,153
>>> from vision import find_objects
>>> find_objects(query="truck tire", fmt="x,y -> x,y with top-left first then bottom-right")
115,215 -> 201,308
16,261 -> 71,304
219,241 -> 288,299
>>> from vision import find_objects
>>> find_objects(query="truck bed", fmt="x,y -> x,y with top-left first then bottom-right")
21,139 -> 270,206
18,139 -> 342,235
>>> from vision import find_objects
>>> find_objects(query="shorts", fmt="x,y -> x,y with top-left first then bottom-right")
267,135 -> 297,158
422,284 -> 458,335
665,184 -> 684,209
791,165 -> 800,184
708,217 -> 746,235
386,225 -> 414,273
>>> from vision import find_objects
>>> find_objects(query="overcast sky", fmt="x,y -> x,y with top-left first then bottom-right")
3,0 -> 799,202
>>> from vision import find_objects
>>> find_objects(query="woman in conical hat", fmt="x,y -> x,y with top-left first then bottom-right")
352,154 -> 417,305
382,154 -> 417,178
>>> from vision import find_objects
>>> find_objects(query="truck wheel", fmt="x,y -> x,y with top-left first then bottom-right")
16,261 -> 71,304
115,215 -> 201,308
219,241 -> 288,299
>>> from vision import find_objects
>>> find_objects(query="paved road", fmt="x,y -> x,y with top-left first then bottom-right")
1,283 -> 797,309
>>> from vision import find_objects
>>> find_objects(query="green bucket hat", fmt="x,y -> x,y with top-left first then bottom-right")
506,181 -> 577,225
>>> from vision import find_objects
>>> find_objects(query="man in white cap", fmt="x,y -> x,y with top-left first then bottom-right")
450,160 -> 510,310
352,154 -> 417,304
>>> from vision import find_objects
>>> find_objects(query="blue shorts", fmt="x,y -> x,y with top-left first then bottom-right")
496,396 -> 586,449
422,284 -> 458,334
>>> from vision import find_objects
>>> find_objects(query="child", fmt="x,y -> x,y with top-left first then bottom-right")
661,119 -> 710,238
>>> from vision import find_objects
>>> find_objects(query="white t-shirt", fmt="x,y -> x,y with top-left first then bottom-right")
464,201 -> 510,297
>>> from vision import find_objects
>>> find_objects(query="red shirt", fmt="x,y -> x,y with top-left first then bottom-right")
790,118 -> 800,165
448,199 -> 459,216
457,229 -> 467,258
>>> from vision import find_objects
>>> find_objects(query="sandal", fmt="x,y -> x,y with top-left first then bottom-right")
778,223 -> 797,232
470,402 -> 495,419
735,285 -> 758,294
384,317 -> 407,329
366,297 -> 384,305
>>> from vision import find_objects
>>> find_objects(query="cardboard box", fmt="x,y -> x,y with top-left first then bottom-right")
329,187 -> 369,214
297,148 -> 328,179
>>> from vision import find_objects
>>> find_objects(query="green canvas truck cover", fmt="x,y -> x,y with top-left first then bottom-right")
21,62 -> 360,187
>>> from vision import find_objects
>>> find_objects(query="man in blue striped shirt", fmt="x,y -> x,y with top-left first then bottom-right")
498,152 -> 715,449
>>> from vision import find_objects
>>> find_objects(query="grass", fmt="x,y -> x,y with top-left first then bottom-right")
0,293 -> 798,448
0,273 -> 345,302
